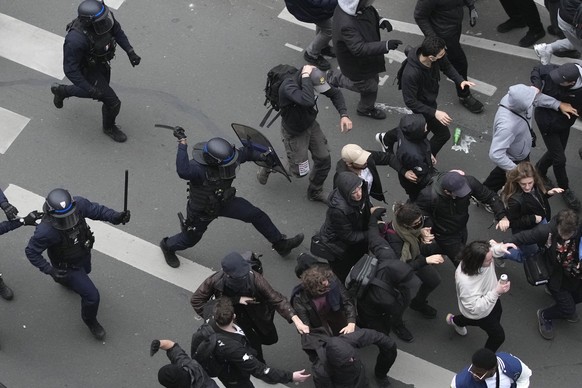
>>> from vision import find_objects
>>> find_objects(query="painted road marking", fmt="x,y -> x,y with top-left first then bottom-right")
106,0 -> 126,10
284,42 -> 303,52
0,13 -> 64,79
5,184 -> 456,388
0,107 -> 30,154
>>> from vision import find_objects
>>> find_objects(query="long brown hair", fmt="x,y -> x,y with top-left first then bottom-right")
501,161 -> 546,205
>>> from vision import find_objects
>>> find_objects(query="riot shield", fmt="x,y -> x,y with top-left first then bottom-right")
231,123 -> 291,182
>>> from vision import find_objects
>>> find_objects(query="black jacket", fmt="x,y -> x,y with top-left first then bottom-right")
333,151 -> 391,202
280,73 -> 348,135
285,0 -> 338,23
301,328 -> 396,388
211,322 -> 293,385
414,173 -> 505,236
531,64 -> 582,132
505,189 -> 551,234
508,219 -> 582,291
319,172 -> 371,254
401,46 -> 464,119
165,343 -> 219,388
414,0 -> 475,38
63,17 -> 133,92
332,1 -> 388,81
559,0 -> 582,26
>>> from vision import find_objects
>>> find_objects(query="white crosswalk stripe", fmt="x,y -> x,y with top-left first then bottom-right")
5,184 -> 456,388
0,108 -> 30,154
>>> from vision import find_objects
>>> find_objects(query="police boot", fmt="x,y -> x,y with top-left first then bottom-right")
50,83 -> 67,109
84,319 -> 106,341
0,275 -> 14,301
103,125 -> 127,143
160,238 -> 180,268
272,233 -> 304,256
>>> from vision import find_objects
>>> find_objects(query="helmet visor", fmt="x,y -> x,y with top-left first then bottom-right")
47,202 -> 80,230
93,7 -> 114,35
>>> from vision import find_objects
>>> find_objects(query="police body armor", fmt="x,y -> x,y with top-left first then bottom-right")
47,218 -> 95,268
187,170 -> 236,216
67,18 -> 117,66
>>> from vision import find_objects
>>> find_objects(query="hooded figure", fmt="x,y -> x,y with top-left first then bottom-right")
317,172 -> 371,281
483,83 -> 564,193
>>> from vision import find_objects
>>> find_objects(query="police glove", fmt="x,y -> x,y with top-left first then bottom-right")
1,202 -> 18,220
386,40 -> 403,51
128,50 -> 141,67
379,18 -> 393,32
88,87 -> 104,100
173,126 -> 187,140
469,7 -> 478,27
20,211 -> 42,226
261,150 -> 278,167
49,268 -> 69,283
113,210 -> 131,225
150,339 -> 161,356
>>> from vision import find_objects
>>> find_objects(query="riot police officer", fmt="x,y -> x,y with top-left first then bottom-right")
50,0 -> 141,142
159,128 -> 304,268
25,188 -> 130,340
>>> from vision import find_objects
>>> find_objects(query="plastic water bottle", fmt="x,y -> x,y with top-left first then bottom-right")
500,274 -> 508,285
453,128 -> 462,146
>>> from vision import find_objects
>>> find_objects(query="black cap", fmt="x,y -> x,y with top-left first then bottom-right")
157,364 -> 190,388
442,172 -> 471,198
550,63 -> 580,84
221,252 -> 251,278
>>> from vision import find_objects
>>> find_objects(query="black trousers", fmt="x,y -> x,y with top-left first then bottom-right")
499,0 -> 543,32
426,116 -> 451,156
483,156 -> 529,193
435,228 -> 468,267
442,33 -> 470,98
453,299 -> 505,352
536,128 -> 571,189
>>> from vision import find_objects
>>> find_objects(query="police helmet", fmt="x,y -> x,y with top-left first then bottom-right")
77,0 -> 114,35
43,188 -> 80,230
192,137 -> 239,167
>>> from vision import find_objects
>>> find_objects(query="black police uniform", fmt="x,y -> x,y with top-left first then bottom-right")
51,0 -> 140,142
25,191 -> 128,339
161,140 -> 303,267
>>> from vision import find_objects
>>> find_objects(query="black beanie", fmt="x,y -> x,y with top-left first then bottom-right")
158,364 -> 190,388
471,348 -> 497,370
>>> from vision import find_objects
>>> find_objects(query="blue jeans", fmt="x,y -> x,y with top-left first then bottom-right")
503,243 -> 539,263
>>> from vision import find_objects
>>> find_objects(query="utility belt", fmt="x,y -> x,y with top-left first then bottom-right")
187,182 -> 236,215
54,261 -> 82,270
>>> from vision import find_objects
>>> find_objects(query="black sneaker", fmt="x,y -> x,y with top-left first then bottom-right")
307,189 -> 329,204
51,83 -> 66,109
392,324 -> 414,342
86,319 -> 106,341
537,309 -> 554,340
554,49 -> 581,59
547,25 -> 566,39
303,51 -> 331,71
357,108 -> 386,120
563,189 -> 581,211
410,299 -> 437,319
375,375 -> 392,387
103,125 -> 127,142
497,18 -> 526,33
321,45 -> 336,58
0,276 -> 14,301
518,29 -> 546,48
459,94 -> 484,114
160,238 -> 180,268
272,233 -> 304,256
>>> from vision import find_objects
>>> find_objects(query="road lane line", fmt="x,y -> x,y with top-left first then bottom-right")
284,42 -> 303,52
0,13 -> 65,79
4,184 -> 456,388
105,0 -> 125,10
0,107 -> 30,154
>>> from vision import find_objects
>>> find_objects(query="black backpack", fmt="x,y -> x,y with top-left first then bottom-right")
190,322 -> 223,377
395,58 -> 408,91
344,254 -> 398,300
260,64 -> 299,127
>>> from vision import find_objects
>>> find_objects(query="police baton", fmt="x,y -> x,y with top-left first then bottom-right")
123,169 -> 129,225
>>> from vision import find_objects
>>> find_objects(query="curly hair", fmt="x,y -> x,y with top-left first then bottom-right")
556,209 -> 579,238
460,241 -> 491,276
301,265 -> 334,297
501,161 -> 546,205
214,296 -> 235,326
394,201 -> 424,228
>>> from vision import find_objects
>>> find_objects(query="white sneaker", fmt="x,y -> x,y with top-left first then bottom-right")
375,132 -> 388,152
534,43 -> 552,65
446,313 -> 468,336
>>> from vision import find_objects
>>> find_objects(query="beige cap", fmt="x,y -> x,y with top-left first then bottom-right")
341,144 -> 371,165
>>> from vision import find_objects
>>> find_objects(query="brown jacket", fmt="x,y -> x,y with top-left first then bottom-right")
191,271 -> 297,324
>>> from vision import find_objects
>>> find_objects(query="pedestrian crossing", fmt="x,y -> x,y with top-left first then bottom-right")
0,107 -> 30,155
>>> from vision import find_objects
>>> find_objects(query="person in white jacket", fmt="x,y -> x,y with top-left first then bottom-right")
445,240 -> 515,351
